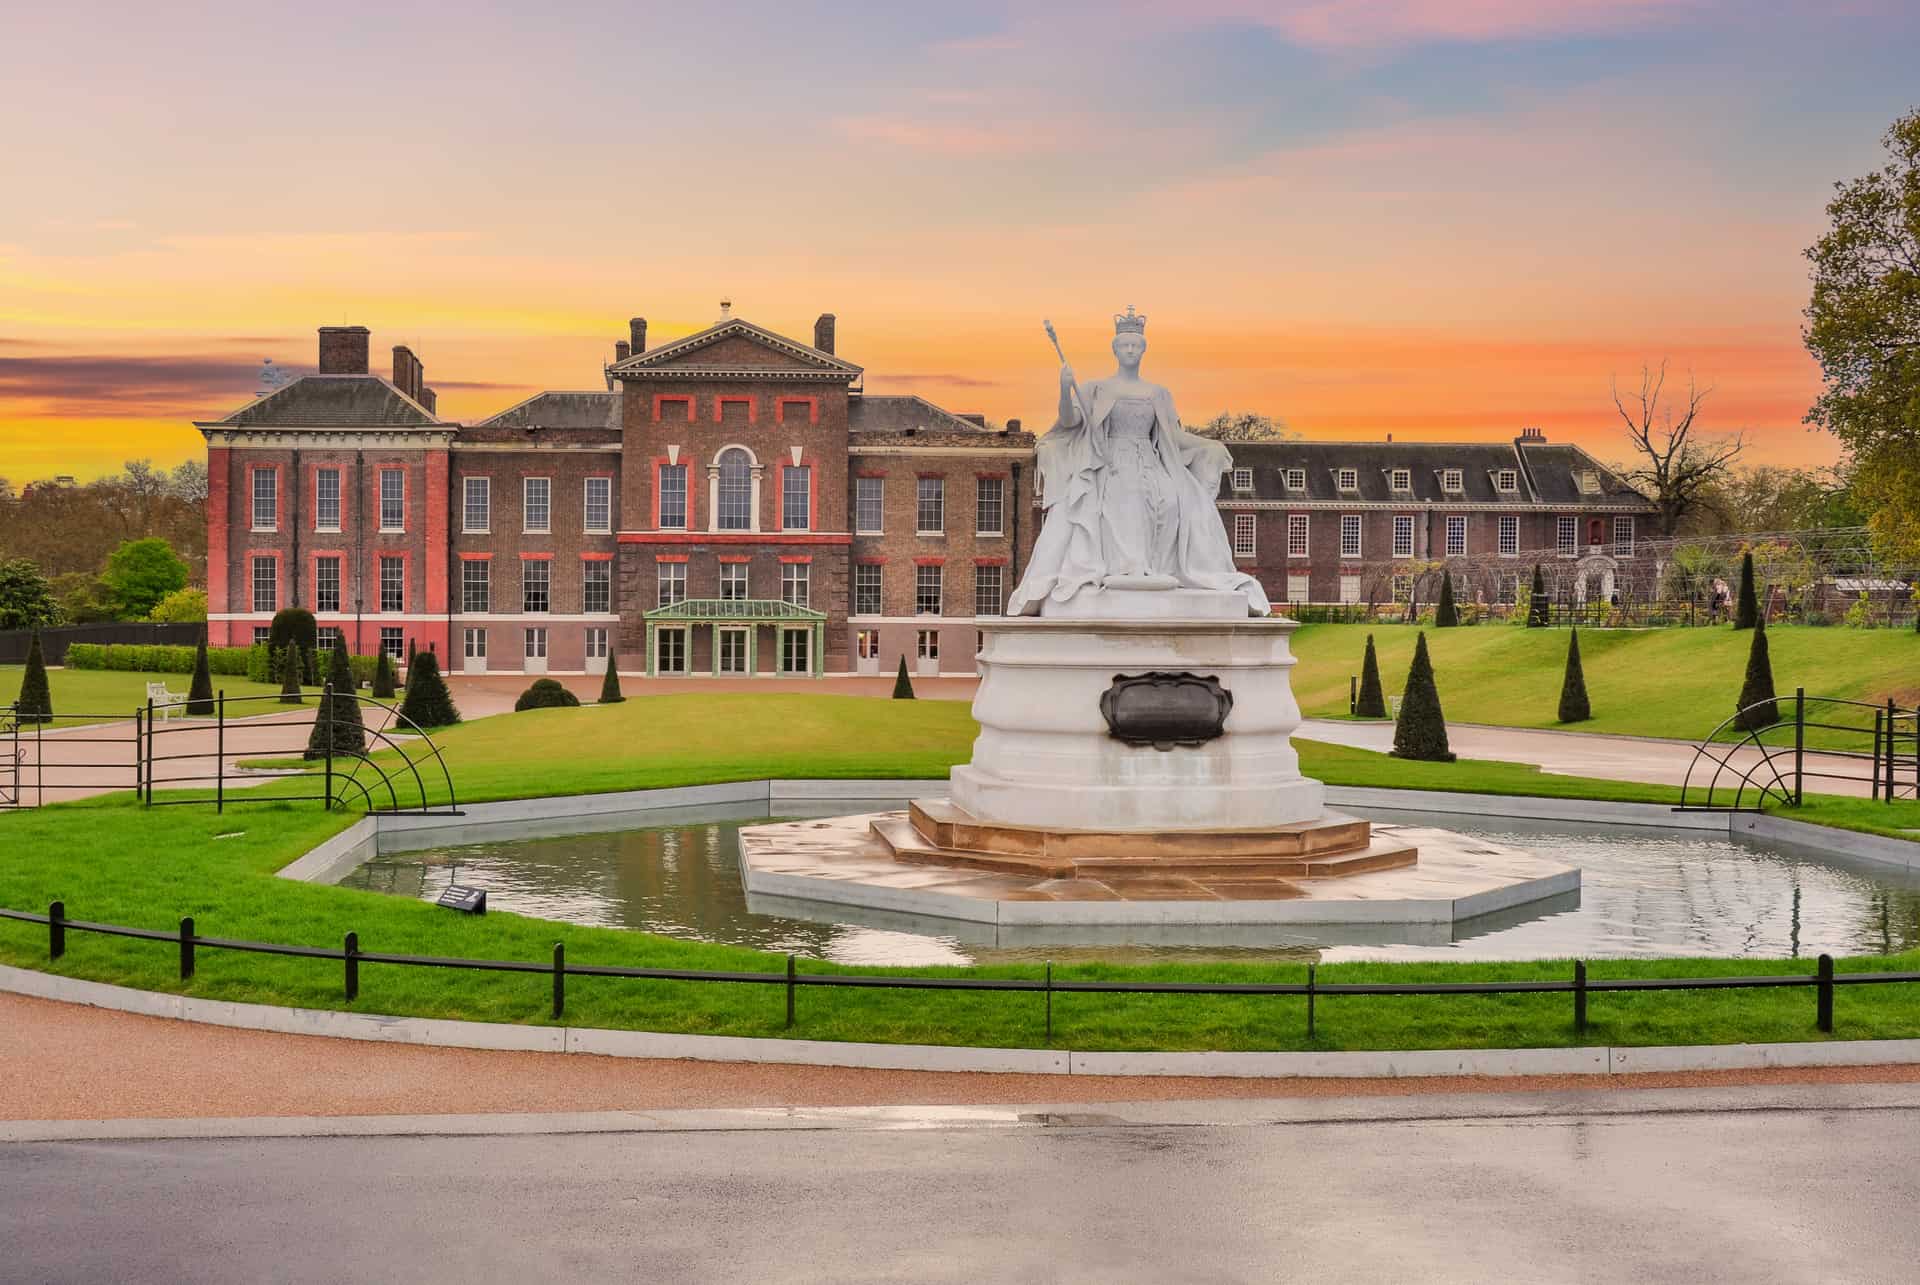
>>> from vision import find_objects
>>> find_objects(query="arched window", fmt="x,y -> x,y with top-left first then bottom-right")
716,448 -> 753,531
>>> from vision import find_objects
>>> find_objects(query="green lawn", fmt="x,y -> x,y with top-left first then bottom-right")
2,665 -> 293,726
1288,622 -> 1918,743
2,691 -> 1917,1054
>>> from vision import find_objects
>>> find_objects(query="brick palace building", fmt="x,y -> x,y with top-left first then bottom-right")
199,310 -> 1656,675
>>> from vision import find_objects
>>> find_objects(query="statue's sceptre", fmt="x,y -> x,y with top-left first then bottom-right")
1043,318 -> 1092,432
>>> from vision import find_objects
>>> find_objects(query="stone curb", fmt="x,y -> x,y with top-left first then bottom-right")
6,962 -> 1919,1082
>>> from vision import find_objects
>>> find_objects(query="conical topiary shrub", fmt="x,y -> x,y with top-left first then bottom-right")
1733,551 -> 1758,630
1528,564 -> 1550,627
305,644 -> 367,761
1435,571 -> 1459,627
1557,627 -> 1591,723
1391,632 -> 1454,762
371,650 -> 397,700
278,649 -> 305,704
1354,633 -> 1387,718
598,650 -> 625,704
186,632 -> 215,716
15,628 -> 53,724
397,650 -> 460,729
892,655 -> 915,699
1735,616 -> 1780,731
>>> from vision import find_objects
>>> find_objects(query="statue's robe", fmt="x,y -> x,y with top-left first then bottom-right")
1008,376 -> 1270,616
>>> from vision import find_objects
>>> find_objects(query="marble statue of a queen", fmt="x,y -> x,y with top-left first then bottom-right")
1008,307 -> 1271,617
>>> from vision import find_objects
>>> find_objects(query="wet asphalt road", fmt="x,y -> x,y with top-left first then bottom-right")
2,1090 -> 1914,1283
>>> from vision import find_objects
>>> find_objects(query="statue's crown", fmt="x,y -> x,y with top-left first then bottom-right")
1113,305 -> 1147,335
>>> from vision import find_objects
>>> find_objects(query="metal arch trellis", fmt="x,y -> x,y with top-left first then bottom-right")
1678,689 -> 1920,814
0,687 -> 460,816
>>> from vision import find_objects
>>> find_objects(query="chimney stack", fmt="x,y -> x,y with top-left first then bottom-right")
1007,418 -> 1023,432
629,317 -> 648,354
318,325 -> 370,375
393,346 -> 417,397
1517,426 -> 1546,444
421,387 -> 438,416
814,313 -> 836,355
615,339 -> 631,363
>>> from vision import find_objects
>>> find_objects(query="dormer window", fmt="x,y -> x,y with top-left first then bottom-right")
1231,467 -> 1253,492
1285,467 -> 1306,490
1442,468 -> 1464,492
1336,467 -> 1358,491
1389,468 -> 1411,491
1496,469 -> 1518,493
1578,468 -> 1601,494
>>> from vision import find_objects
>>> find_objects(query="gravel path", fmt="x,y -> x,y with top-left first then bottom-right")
7,992 -> 1920,1120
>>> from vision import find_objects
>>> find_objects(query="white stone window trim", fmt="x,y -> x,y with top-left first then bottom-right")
1339,513 -> 1362,558
1442,468 -> 1464,493
1285,467 -> 1307,491
1392,514 -> 1415,559
916,476 -> 946,536
708,444 -> 763,534
1231,512 -> 1257,558
522,476 -> 552,535
1613,515 -> 1636,557
1389,468 -> 1411,492
1498,514 -> 1520,557
1336,467 -> 1358,492
1286,513 -> 1310,559
250,467 -> 278,533
583,476 -> 613,535
379,468 -> 407,534
1496,468 -> 1519,493
854,476 -> 885,536
1557,514 -> 1579,556
1231,467 -> 1253,492
1445,514 -> 1467,558
314,467 -> 343,534
463,476 -> 491,535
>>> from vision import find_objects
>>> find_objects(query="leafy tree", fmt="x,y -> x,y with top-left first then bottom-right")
0,558 -> 59,629
598,650 -> 625,704
305,644 -> 367,761
397,651 -> 460,729
50,572 -> 116,624
15,629 -> 53,723
1527,564 -> 1549,627
515,678 -> 581,711
370,651 -> 398,700
1435,570 -> 1459,627
100,537 -> 189,620
1804,108 -> 1920,562
1354,633 -> 1387,717
1390,632 -> 1454,762
186,633 -> 214,716
1735,616 -> 1780,731
148,586 -> 207,622
1612,360 -> 1744,538
1733,551 -> 1758,630
1557,628 -> 1591,723
892,655 -> 915,699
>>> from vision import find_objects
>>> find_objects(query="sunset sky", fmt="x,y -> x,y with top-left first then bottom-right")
2,0 -> 1914,482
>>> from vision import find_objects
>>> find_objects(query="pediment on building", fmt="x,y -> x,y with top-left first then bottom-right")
609,319 -> 863,382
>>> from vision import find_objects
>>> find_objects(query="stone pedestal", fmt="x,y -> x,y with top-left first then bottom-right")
949,612 -> 1325,832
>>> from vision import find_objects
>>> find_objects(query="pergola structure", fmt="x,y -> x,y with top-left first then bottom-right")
641,598 -> 829,677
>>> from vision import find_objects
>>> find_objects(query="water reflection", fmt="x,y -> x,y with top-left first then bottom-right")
338,803 -> 1920,968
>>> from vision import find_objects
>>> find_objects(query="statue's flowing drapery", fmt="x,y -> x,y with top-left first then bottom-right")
1009,377 -> 1271,616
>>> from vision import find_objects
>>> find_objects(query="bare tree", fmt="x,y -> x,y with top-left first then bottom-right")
1191,411 -> 1296,442
1612,361 -> 1744,538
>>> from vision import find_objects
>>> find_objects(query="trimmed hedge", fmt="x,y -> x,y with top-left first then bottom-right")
515,677 -> 582,711
64,641 -> 378,687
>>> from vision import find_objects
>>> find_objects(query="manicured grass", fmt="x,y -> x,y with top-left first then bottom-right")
1,665 -> 292,727
1287,623 -> 1918,744
1,691 -> 1915,1053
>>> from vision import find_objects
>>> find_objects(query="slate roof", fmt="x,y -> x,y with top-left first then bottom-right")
1216,440 -> 1653,509
849,396 -> 1034,448
477,391 -> 620,429
210,375 -> 440,427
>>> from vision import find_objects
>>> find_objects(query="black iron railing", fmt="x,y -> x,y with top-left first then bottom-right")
1679,690 -> 1918,813
0,688 -> 458,815
3,902 -> 1901,1042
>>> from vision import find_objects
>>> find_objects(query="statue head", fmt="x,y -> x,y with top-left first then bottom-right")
1111,305 -> 1147,369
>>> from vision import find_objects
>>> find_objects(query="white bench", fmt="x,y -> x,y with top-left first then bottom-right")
146,680 -> 188,720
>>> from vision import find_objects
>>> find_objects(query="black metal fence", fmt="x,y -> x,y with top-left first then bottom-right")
0,689 -> 458,815
1679,690 -> 1919,812
1,901 -> 1897,1042
0,622 -> 205,665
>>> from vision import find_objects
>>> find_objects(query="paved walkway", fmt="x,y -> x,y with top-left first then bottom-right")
5,991 -> 1920,1121
1299,717 -> 1868,798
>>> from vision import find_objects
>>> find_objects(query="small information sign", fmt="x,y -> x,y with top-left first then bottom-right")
437,885 -> 487,915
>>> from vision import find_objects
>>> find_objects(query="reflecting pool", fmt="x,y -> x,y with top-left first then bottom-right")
337,801 -> 1920,967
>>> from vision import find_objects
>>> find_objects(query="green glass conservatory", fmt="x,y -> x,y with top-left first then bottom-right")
641,598 -> 829,677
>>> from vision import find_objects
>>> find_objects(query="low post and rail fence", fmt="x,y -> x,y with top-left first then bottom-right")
2,902 -> 1890,1044
1679,689 -> 1918,813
